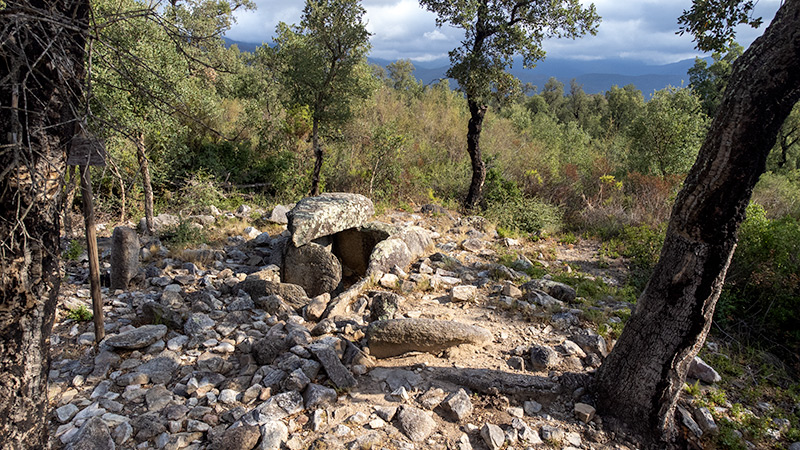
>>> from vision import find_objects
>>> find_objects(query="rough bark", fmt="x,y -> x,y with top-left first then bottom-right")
0,0 -> 90,447
310,117 -> 323,196
463,98 -> 487,211
137,131 -> 155,234
594,2 -> 800,446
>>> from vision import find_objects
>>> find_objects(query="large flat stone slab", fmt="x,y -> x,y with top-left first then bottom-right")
287,193 -> 374,247
367,318 -> 491,358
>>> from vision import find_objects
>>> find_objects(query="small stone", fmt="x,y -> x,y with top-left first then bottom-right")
694,407 -> 718,435
210,424 -> 261,450
56,404 -> 79,423
502,282 -> 522,298
523,400 -> 542,416
303,383 -> 338,409
396,406 -> 437,442
574,402 -> 596,423
259,420 -> 289,449
481,423 -> 505,450
529,344 -> 560,370
104,325 -> 167,350
380,273 -> 400,289
506,406 -> 524,418
450,285 -> 477,302
540,425 -> 564,443
688,356 -> 721,384
443,389 -> 473,422
369,418 -> 386,429
219,389 -> 239,405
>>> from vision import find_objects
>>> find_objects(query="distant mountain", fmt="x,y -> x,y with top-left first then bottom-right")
224,37 -> 262,53
369,56 -> 702,96
225,38 -> 703,96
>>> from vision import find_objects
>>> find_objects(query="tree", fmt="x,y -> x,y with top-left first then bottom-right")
90,0 -> 250,231
687,43 -> 744,116
626,87 -> 708,176
603,84 -> 644,133
419,0 -> 600,210
272,0 -> 373,196
594,0 -> 800,446
0,0 -> 90,446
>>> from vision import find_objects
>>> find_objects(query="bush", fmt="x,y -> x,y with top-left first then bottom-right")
482,168 -> 562,236
717,203 -> 800,353
751,170 -> 800,219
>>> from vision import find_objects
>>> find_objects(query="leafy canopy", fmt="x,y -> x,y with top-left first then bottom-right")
419,0 -> 600,104
272,0 -> 373,127
677,0 -> 762,52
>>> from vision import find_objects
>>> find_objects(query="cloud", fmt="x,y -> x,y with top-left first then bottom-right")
225,0 -> 783,64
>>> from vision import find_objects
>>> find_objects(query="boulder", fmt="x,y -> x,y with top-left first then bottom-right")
104,325 -> 167,350
110,226 -> 140,290
521,279 -> 577,303
64,417 -> 114,450
367,238 -> 412,275
287,193 -> 375,247
209,424 -> 261,450
283,242 -> 342,297
138,213 -> 179,233
268,204 -> 293,224
367,319 -> 491,358
688,356 -> 721,383
235,279 -> 309,310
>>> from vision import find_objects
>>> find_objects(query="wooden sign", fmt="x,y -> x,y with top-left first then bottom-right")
67,135 -> 106,166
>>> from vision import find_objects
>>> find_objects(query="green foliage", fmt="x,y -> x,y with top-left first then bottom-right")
717,203 -> 800,354
627,86 -> 708,176
272,0 -> 373,129
688,43 -> 743,116
161,221 -> 209,249
604,224 -> 666,292
482,168 -> 562,236
67,305 -> 93,322
677,0 -> 762,52
420,0 -> 600,107
63,239 -> 84,261
751,170 -> 800,220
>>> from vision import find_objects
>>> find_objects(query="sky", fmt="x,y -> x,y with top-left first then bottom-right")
224,0 -> 782,65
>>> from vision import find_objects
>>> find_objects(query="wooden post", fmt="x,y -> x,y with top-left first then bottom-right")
80,165 -> 104,344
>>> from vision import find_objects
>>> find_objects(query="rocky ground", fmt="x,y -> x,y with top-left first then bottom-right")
47,202 -> 726,450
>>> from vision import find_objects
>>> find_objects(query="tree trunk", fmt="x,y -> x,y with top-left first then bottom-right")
594,2 -> 800,446
0,0 -> 89,447
310,117 -> 323,197
137,131 -> 155,234
464,98 -> 487,211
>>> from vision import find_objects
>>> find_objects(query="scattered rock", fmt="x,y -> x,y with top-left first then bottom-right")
574,402 -> 596,423
688,356 -> 721,383
396,406 -> 436,442
481,423 -> 505,450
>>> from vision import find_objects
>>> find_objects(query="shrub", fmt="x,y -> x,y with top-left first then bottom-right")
751,170 -> 800,219
482,168 -> 562,237
63,239 -> 84,261
67,305 -> 93,322
161,220 -> 209,249
717,203 -> 800,353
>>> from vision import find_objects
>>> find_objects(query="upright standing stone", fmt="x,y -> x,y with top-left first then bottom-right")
110,226 -> 139,290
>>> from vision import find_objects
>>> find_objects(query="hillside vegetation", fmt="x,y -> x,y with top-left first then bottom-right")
64,1 -> 800,447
